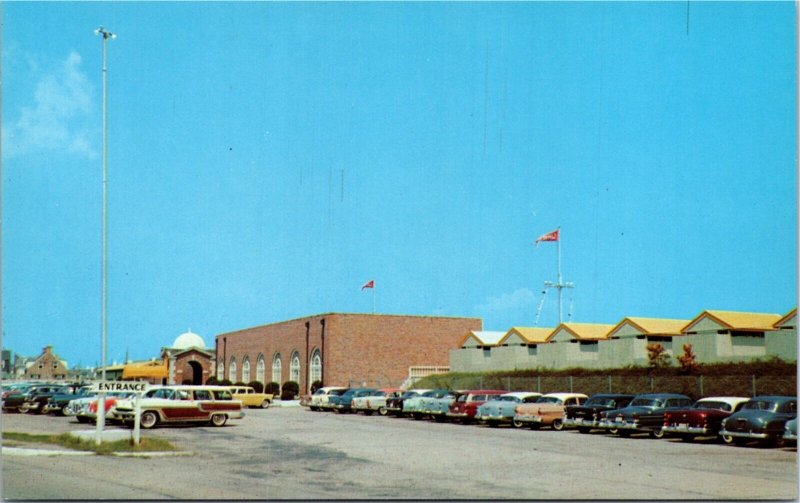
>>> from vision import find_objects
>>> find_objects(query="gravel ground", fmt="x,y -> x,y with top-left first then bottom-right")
2,407 -> 797,500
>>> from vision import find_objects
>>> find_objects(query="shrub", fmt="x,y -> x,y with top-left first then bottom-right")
281,380 -> 300,400
310,380 -> 323,394
677,344 -> 699,374
248,381 -> 264,393
206,376 -> 218,385
646,343 -> 672,370
218,379 -> 232,386
234,381 -> 246,387
265,382 -> 280,395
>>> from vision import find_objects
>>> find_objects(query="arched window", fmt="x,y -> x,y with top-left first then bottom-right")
217,359 -> 224,380
290,352 -> 301,382
229,357 -> 237,382
256,354 -> 265,384
309,349 -> 322,389
272,354 -> 282,385
241,356 -> 250,383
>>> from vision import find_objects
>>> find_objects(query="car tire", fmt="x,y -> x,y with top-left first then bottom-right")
260,400 -> 271,409
210,413 -> 228,427
512,418 -> 525,429
552,419 -> 564,431
617,429 -> 631,437
18,404 -> 29,414
578,427 -> 591,434
649,427 -> 665,439
378,407 -> 388,416
608,427 -> 619,435
140,411 -> 158,429
61,404 -> 70,416
721,434 -> 735,444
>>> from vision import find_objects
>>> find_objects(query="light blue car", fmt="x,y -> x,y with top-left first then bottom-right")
403,389 -> 451,419
475,392 -> 542,427
783,418 -> 797,442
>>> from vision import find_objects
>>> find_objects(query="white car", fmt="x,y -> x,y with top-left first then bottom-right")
351,389 -> 403,416
309,387 -> 348,411
114,385 -> 245,428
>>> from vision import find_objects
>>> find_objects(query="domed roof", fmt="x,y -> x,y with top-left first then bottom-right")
173,330 -> 206,350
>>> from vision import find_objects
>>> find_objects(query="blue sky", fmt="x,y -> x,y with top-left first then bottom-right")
2,2 -> 796,367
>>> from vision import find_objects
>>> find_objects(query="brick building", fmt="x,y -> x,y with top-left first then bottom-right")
216,313 -> 482,392
23,346 -> 69,380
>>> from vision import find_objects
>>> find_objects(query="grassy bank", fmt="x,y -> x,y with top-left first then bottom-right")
414,358 -> 797,399
3,432 -> 177,455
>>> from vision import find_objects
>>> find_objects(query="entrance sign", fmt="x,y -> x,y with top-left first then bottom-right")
96,381 -> 149,393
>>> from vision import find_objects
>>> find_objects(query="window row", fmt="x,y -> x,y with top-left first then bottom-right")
217,350 -> 322,386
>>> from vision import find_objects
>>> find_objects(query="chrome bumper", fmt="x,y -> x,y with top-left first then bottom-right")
475,414 -> 510,422
662,424 -> 708,435
719,428 -> 769,439
512,415 -> 538,424
783,431 -> 797,441
563,418 -> 598,428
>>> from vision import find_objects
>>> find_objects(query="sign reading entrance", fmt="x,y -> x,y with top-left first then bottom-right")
96,381 -> 149,393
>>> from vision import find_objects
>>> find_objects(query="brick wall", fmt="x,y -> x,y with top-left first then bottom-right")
23,346 -> 68,380
216,313 -> 482,392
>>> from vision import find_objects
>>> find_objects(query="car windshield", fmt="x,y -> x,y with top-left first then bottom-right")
401,392 -> 418,398
586,397 -> 617,407
743,400 -> 779,412
536,396 -> 563,404
693,401 -> 732,412
631,398 -> 663,407
313,389 -> 326,395
497,396 -> 520,402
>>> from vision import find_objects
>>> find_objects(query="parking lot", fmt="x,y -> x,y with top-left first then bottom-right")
3,406 -> 797,500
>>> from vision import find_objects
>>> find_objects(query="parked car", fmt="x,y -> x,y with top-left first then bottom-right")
114,385 -> 244,428
69,391 -> 137,424
422,390 -> 459,422
719,396 -> 797,447
1,383 -> 36,411
475,392 -> 542,427
598,393 -> 693,438
563,393 -> 635,433
403,389 -> 452,419
308,387 -> 348,411
661,396 -> 749,441
385,389 -> 430,416
351,389 -> 403,416
783,418 -> 797,444
18,384 -> 72,414
513,392 -> 588,430
42,386 -> 96,415
446,390 -> 507,424
331,388 -> 377,414
228,386 -> 274,409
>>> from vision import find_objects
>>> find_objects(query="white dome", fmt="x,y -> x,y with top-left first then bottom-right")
173,330 -> 206,350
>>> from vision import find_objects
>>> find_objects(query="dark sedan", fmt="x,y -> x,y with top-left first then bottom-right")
563,393 -> 635,433
385,389 -> 426,417
598,393 -> 693,438
719,396 -> 797,447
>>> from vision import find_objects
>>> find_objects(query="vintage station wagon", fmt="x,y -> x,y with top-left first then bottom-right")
115,385 -> 245,428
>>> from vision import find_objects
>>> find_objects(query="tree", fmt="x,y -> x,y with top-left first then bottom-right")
677,344 -> 699,374
265,381 -> 280,395
248,381 -> 264,393
206,376 -> 218,385
281,380 -> 300,400
646,343 -> 672,369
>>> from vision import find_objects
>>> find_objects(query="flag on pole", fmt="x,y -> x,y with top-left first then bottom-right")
535,229 -> 559,246
361,280 -> 374,290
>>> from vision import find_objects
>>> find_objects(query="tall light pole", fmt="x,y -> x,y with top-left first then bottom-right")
95,26 -> 115,445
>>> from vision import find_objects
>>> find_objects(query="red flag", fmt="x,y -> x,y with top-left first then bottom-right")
535,229 -> 559,246
361,280 -> 374,290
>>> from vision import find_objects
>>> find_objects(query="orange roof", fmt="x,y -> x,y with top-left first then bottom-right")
558,323 -> 615,340
608,317 -> 690,337
682,310 -> 782,333
774,308 -> 797,328
499,327 -> 556,345
121,361 -> 168,379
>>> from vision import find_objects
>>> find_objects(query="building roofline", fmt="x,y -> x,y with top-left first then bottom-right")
216,312 -> 483,339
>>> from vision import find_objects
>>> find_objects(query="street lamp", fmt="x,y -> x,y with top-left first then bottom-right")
94,26 -> 114,445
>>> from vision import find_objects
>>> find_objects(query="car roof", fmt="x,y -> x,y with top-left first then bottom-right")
749,395 -> 797,403
633,393 -> 691,399
696,396 -> 749,406
457,390 -> 508,395
541,392 -> 588,399
498,392 -> 542,399
588,393 -> 635,399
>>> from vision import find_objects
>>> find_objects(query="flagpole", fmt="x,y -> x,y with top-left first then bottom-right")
557,227 -> 562,323
372,288 -> 375,315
